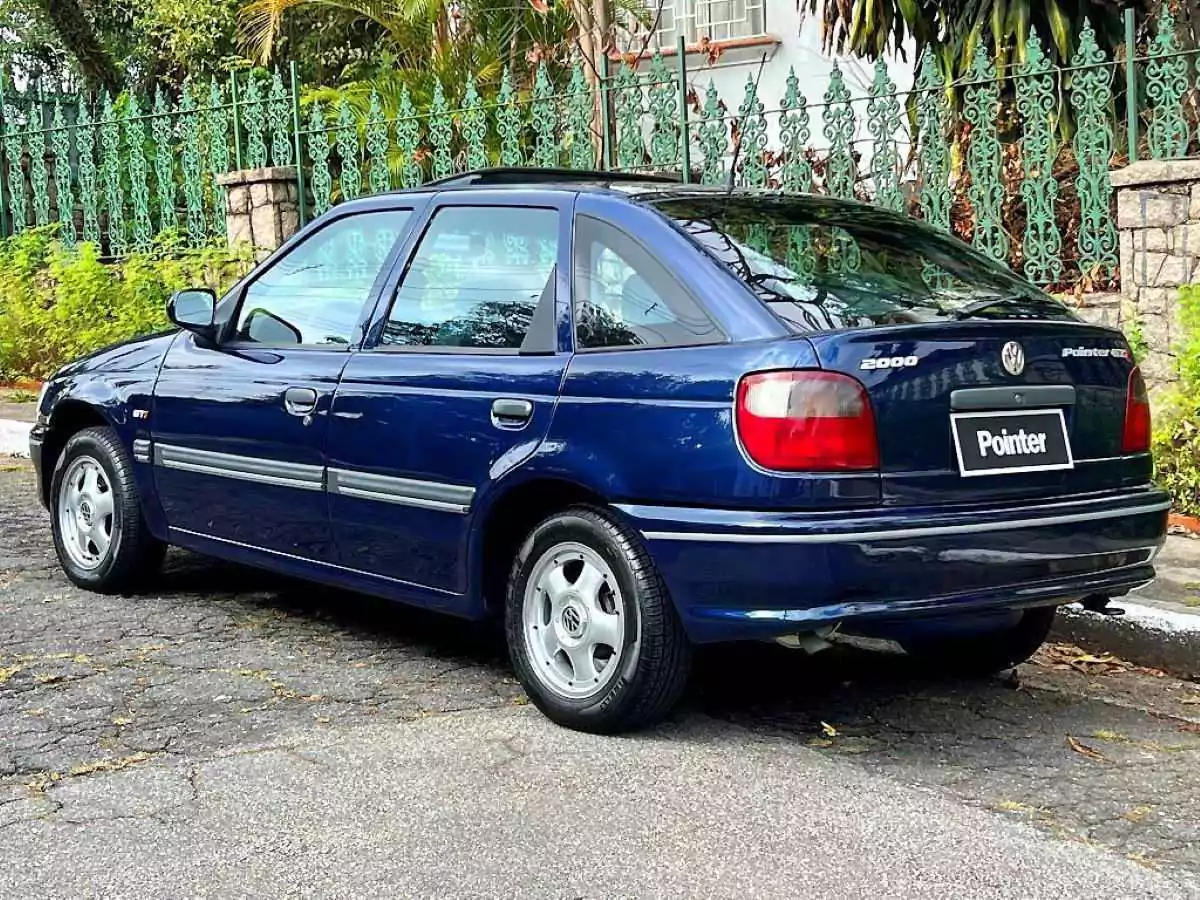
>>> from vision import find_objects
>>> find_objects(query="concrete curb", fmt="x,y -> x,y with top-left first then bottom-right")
1054,599 -> 1200,679
0,417 -> 32,457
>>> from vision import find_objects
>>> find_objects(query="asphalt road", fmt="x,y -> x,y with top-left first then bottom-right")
2,463 -> 1199,898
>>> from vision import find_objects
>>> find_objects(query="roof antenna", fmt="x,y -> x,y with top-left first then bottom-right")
725,52 -> 769,193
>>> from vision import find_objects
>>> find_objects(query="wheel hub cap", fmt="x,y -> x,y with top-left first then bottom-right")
521,542 -> 626,700
56,456 -> 116,571
560,600 -> 586,638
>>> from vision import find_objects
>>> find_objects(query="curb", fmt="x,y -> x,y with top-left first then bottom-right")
1053,599 -> 1200,679
0,417 -> 32,457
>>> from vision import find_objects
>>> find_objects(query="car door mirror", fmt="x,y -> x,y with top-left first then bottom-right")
168,289 -> 216,338
241,307 -> 303,345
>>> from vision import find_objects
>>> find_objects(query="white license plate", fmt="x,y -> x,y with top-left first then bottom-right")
950,409 -> 1074,477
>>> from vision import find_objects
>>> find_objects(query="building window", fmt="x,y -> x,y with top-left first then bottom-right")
639,0 -> 766,50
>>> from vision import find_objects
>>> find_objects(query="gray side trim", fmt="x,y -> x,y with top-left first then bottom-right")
132,439 -> 151,463
155,444 -> 324,492
949,385 -> 1076,411
328,468 -> 473,514
643,500 -> 1171,545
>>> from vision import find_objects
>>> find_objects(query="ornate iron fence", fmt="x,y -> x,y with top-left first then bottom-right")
3,7 -> 1200,288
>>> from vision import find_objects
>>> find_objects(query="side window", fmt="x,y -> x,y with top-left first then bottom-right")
233,209 -> 411,346
573,216 -> 723,349
382,206 -> 559,350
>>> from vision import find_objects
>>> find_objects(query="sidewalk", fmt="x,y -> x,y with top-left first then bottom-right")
0,418 -> 32,457
1056,534 -> 1200,677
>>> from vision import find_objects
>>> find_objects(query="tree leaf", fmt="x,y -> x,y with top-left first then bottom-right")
1066,734 -> 1106,761
821,720 -> 839,737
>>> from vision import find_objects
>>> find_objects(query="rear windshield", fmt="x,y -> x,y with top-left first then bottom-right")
651,196 -> 1075,332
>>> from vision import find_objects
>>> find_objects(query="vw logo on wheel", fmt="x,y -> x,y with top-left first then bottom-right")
1000,341 -> 1026,376
561,606 -> 583,636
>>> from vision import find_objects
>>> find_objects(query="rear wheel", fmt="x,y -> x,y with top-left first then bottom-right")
901,606 -> 1058,676
505,506 -> 692,733
50,426 -> 165,593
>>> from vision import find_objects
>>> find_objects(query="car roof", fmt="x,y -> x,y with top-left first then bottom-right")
333,167 -> 881,218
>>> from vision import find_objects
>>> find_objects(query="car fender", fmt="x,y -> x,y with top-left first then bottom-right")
36,331 -> 178,536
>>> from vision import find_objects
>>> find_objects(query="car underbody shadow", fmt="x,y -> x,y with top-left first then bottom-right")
153,547 -> 510,669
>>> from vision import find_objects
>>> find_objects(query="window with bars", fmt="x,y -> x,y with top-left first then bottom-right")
641,0 -> 766,49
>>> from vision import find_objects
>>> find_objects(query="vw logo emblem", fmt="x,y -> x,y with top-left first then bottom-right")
561,606 -> 583,636
1000,341 -> 1025,376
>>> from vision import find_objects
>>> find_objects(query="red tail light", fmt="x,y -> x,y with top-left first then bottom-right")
736,371 -> 879,471
1122,366 -> 1151,454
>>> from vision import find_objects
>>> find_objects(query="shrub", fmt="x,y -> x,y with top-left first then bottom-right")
1152,284 -> 1200,517
0,228 -> 252,382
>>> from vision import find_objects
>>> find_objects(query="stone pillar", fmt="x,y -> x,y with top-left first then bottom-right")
215,166 -> 300,257
1110,158 -> 1200,388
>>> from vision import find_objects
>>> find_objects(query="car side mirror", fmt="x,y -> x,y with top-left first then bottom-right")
167,288 -> 216,339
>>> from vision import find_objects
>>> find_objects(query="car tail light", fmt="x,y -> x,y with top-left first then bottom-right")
736,371 -> 879,471
1122,366 -> 1151,454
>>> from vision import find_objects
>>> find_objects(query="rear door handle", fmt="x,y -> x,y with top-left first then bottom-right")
491,398 -> 533,428
284,387 -> 318,416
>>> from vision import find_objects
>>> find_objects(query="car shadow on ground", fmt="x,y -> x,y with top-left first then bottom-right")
153,547 -> 1027,733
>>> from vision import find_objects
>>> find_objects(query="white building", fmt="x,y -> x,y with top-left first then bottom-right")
620,0 -> 917,156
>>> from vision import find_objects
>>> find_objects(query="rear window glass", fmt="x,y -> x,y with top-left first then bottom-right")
651,196 -> 1075,332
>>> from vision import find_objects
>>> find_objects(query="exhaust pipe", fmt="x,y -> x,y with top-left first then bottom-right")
1080,594 -> 1125,617
774,627 -> 837,653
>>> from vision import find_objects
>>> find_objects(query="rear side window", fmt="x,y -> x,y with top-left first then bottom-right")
382,206 -> 558,350
573,215 -> 723,350
233,209 -> 410,346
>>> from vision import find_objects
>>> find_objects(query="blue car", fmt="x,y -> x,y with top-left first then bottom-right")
31,169 -> 1168,733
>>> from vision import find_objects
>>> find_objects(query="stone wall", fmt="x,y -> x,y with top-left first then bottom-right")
214,166 -> 300,257
1109,159 -> 1200,388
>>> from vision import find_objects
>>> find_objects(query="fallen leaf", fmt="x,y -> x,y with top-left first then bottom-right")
807,737 -> 834,748
1067,735 -> 1106,761
1177,722 -> 1200,733
111,716 -> 132,726
820,721 -> 838,737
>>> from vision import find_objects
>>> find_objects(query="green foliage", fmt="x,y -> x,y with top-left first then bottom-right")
1152,284 -> 1200,517
800,0 -> 1132,85
0,228 -> 252,381
1125,315 -> 1148,364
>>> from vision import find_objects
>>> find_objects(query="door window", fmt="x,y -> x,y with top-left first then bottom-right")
573,215 -> 723,349
232,209 -> 411,346
382,206 -> 559,350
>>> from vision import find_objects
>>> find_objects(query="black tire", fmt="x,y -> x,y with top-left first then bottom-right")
901,606 -> 1058,677
505,505 -> 692,733
49,426 -> 166,593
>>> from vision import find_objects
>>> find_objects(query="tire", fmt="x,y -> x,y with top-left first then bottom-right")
50,426 -> 166,593
901,606 -> 1058,677
505,505 -> 692,734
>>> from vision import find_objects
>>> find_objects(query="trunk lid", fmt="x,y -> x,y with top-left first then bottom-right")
807,321 -> 1147,505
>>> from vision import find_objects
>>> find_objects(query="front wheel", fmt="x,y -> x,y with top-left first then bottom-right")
505,506 -> 692,733
50,426 -> 165,593
901,606 -> 1058,677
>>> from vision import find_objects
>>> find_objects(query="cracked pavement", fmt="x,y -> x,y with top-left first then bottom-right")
2,463 -> 1200,898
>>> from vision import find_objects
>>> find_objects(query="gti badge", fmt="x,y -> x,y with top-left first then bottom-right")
1000,341 -> 1025,376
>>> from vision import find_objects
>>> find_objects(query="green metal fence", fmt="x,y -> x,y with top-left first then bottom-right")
3,7 -> 1200,288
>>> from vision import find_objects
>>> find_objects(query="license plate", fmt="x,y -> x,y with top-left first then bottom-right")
950,409 -> 1074,477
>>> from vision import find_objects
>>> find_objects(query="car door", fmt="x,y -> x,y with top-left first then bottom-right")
152,205 -> 415,559
326,191 -> 572,599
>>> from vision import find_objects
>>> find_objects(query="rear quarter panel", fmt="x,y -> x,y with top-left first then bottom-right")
540,340 -> 882,509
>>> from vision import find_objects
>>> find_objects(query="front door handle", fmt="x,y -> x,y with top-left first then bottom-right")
284,387 -> 318,417
491,398 -> 533,428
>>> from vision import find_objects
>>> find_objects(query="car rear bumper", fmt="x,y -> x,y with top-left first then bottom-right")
620,489 -> 1170,643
